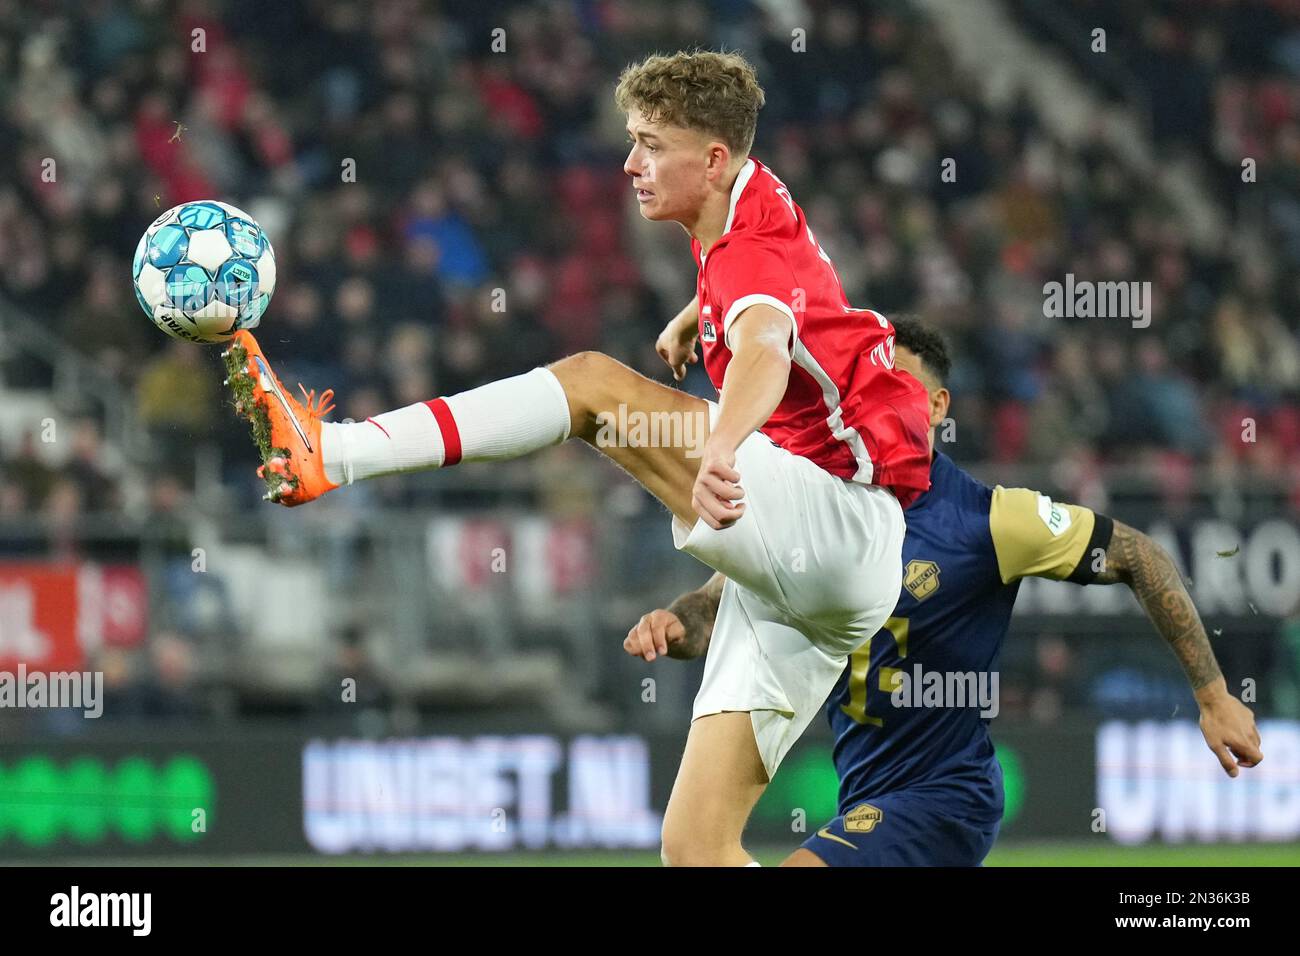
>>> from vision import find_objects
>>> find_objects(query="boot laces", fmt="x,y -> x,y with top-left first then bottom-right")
297,382 -> 336,419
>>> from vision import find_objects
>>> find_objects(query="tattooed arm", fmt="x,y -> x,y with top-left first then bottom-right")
665,572 -> 726,659
1092,520 -> 1263,775
1092,521 -> 1222,691
623,572 -> 725,662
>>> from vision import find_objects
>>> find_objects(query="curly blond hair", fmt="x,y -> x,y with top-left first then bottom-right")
614,49 -> 766,157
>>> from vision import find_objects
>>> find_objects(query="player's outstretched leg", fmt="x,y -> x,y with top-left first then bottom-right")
546,350 -> 707,524
221,335 -> 834,865
223,332 -> 709,520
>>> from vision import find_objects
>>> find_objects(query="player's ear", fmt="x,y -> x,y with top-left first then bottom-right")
932,387 -> 951,428
705,140 -> 732,180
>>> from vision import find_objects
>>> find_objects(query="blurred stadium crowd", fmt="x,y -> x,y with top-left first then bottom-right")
1,0 -> 1298,724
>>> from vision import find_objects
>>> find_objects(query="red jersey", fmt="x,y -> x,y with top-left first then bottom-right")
692,157 -> 932,506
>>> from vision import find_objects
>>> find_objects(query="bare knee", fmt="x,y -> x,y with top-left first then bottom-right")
547,351 -> 627,439
548,350 -> 629,391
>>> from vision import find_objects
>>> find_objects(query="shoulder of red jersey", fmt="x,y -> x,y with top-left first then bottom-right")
702,158 -> 815,343
713,157 -> 802,248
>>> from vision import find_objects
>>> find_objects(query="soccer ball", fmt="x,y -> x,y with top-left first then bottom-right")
132,200 -> 276,344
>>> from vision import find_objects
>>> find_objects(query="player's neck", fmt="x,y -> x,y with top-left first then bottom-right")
687,199 -> 729,255
688,164 -> 743,255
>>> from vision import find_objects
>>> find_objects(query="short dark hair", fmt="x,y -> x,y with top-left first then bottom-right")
891,316 -> 951,384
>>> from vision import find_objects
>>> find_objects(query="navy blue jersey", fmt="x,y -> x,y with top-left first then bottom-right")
823,451 -> 1112,825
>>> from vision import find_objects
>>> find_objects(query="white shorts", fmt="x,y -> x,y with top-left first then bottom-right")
671,402 -> 905,779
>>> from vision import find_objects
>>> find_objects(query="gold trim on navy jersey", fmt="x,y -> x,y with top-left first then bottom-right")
989,486 -> 1104,584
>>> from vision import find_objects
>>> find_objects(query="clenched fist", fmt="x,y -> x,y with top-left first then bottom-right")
624,609 -> 686,662
656,317 -> 700,382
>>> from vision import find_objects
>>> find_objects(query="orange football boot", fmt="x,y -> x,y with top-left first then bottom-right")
221,329 -> 339,506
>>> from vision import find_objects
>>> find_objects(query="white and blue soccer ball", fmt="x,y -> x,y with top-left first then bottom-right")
132,200 -> 276,343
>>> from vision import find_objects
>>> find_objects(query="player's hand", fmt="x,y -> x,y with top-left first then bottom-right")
692,440 -> 745,530
624,609 -> 686,662
1198,691 -> 1263,777
656,318 -> 699,382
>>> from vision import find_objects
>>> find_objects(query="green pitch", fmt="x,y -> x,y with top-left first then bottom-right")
19,841 -> 1300,867
984,841 -> 1300,867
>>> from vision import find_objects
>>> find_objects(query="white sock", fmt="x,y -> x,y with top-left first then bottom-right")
321,367 -> 572,485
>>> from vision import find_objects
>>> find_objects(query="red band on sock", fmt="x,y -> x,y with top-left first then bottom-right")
425,398 -> 462,466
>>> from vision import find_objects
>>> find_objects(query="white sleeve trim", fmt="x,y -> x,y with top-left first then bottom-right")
722,293 -> 798,354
